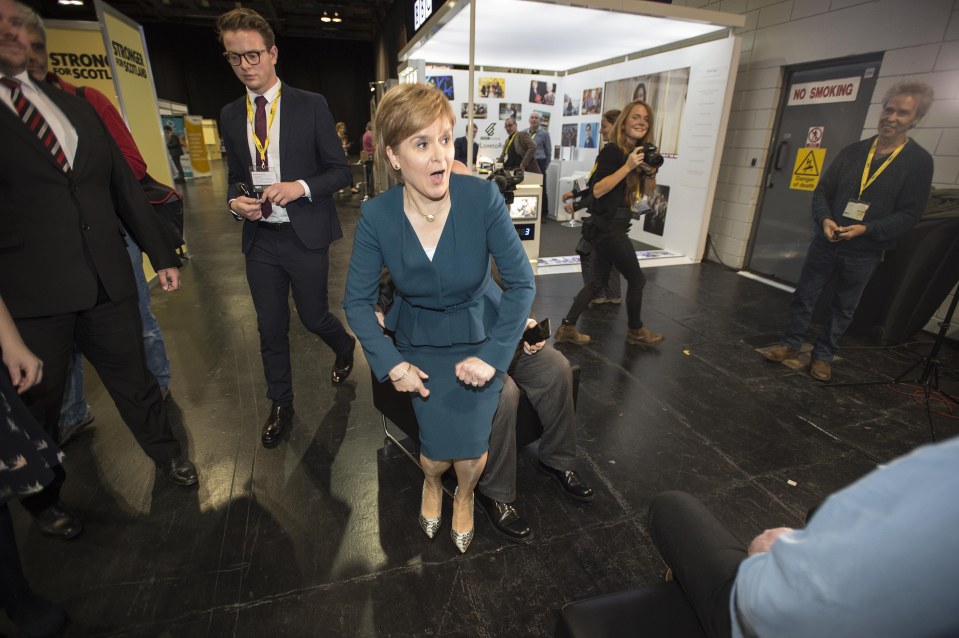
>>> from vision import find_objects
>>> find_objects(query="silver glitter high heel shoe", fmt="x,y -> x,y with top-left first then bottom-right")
418,480 -> 442,539
450,487 -> 475,554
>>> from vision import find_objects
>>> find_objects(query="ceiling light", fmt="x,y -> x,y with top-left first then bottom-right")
331,11 -> 342,22
320,10 -> 332,23
57,0 -> 84,5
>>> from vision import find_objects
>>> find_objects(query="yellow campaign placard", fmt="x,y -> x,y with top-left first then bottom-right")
183,115 -> 211,177
790,148 -> 826,191
46,22 -> 120,111
98,2 -> 173,186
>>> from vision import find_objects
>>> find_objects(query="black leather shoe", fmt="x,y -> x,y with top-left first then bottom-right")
331,335 -> 356,384
475,491 -> 533,543
32,503 -> 83,540
538,461 -> 594,502
158,456 -> 199,487
262,403 -> 294,447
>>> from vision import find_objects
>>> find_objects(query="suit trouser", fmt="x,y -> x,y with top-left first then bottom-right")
647,491 -> 747,638
245,224 -> 352,407
478,345 -> 578,503
16,294 -> 181,464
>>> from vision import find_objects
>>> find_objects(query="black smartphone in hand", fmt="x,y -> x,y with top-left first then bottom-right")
522,318 -> 551,345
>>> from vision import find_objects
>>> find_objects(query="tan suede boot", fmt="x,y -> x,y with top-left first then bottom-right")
626,327 -> 664,346
555,322 -> 590,345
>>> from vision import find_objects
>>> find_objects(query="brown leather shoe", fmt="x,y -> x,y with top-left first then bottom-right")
626,327 -> 664,346
761,345 -> 799,362
555,322 -> 590,345
809,358 -> 832,381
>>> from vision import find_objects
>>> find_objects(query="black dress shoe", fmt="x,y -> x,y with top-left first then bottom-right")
538,461 -> 594,502
331,335 -> 356,385
475,491 -> 533,543
32,503 -> 82,540
158,456 -> 199,487
262,403 -> 294,447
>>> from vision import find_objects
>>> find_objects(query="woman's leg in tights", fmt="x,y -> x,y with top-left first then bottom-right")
419,454 -> 451,521
452,452 -> 488,533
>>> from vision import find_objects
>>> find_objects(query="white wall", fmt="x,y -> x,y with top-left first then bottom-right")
425,34 -> 739,262
564,36 -> 739,258
670,0 -> 959,336
425,67 -> 561,162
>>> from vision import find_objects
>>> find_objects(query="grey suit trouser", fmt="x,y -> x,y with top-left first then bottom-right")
478,344 -> 578,503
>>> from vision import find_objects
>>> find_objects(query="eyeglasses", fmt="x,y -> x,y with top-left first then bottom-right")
223,49 -> 268,66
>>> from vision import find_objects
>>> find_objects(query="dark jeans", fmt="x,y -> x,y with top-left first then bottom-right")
648,491 -> 747,638
565,233 -> 646,329
580,247 -> 622,299
782,236 -> 882,361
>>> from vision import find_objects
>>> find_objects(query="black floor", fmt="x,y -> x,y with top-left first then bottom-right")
5,160 -> 957,637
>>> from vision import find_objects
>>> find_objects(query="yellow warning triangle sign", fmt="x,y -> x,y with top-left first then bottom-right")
795,150 -> 820,176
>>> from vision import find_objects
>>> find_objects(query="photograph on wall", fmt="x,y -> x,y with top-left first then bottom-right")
499,103 -> 523,120
529,80 -> 557,105
561,124 -> 578,148
461,103 -> 488,119
427,75 -> 454,100
479,77 -> 505,98
604,67 -> 690,156
579,122 -> 599,148
563,94 -> 580,116
581,88 -> 603,115
642,184 -> 670,237
532,109 -> 551,127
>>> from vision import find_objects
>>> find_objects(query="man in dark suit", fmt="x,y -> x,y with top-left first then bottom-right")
0,0 -> 198,537
217,8 -> 355,448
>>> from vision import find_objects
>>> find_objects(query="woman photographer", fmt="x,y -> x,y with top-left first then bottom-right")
555,100 -> 664,347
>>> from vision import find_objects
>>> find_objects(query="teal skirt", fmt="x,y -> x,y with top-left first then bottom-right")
398,341 -> 501,460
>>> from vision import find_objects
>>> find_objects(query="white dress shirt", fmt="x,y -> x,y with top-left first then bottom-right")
1,71 -> 78,168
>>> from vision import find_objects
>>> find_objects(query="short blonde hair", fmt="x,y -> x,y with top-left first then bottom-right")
883,80 -> 935,119
374,83 -> 455,175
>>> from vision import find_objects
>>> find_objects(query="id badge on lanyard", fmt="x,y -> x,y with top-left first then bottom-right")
844,138 -> 906,222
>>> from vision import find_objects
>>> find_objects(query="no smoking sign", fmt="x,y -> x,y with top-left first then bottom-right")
807,126 -> 824,148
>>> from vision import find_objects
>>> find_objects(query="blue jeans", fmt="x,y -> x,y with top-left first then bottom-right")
782,236 -> 881,361
60,238 -> 171,426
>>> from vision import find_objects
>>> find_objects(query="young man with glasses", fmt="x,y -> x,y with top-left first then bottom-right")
217,8 -> 355,448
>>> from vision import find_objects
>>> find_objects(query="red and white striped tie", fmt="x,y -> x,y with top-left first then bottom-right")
1,77 -> 71,174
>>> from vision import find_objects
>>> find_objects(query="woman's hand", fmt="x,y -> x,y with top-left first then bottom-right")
455,356 -> 495,388
389,361 -> 430,397
625,146 -> 646,172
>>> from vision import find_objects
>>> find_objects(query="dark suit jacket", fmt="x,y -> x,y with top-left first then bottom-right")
499,130 -> 540,173
344,174 -> 535,382
0,77 -> 179,319
454,136 -> 478,165
220,83 -> 352,254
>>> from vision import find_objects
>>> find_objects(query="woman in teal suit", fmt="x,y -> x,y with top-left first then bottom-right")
344,84 -> 534,553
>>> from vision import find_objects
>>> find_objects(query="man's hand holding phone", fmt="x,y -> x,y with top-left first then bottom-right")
230,182 -> 264,221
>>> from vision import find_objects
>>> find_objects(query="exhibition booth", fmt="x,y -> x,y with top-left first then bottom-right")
398,0 -> 744,270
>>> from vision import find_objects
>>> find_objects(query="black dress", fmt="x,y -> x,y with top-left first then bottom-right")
0,371 -> 62,507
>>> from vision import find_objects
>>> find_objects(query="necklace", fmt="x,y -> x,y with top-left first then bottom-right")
405,190 -> 448,223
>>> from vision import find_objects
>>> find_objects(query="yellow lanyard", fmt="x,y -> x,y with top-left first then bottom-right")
860,137 -> 906,197
504,133 -> 516,155
246,87 -> 281,166
530,130 -> 537,141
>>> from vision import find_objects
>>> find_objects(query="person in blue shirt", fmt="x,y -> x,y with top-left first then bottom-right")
648,436 -> 959,638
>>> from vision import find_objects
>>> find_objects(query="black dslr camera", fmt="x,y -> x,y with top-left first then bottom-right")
487,167 -> 524,206
642,142 -> 664,168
